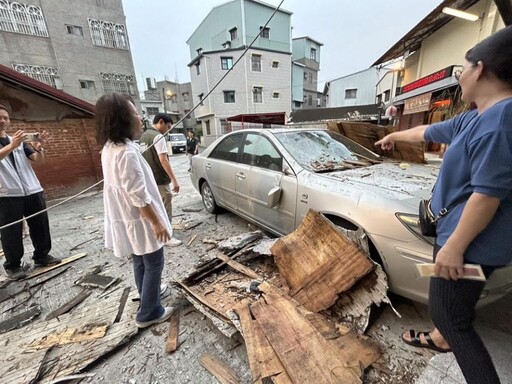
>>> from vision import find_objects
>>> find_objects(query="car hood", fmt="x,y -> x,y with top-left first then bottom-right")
318,162 -> 439,207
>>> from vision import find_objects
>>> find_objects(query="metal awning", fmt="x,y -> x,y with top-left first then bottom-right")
226,112 -> 286,125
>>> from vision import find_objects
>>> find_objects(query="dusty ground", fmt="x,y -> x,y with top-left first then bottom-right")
1,152 -> 511,384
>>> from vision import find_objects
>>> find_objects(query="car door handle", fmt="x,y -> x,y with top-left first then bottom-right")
236,172 -> 246,179
205,163 -> 212,169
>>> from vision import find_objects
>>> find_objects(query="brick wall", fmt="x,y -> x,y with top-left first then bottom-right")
10,118 -> 103,200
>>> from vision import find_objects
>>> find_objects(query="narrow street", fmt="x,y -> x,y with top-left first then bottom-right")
1,152 -> 511,383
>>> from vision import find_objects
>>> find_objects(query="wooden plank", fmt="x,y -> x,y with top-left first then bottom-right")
236,305 -> 292,384
199,354 -> 241,384
187,234 -> 198,247
258,282 -> 380,371
270,210 -> 374,312
0,305 -> 41,333
235,305 -> 263,384
0,281 -> 29,304
23,252 -> 87,280
165,310 -> 180,354
213,251 -> 261,280
45,289 -> 91,321
113,287 -> 131,323
250,291 -> 362,384
28,266 -> 71,289
0,348 -> 48,384
176,282 -> 231,322
0,290 -> 139,383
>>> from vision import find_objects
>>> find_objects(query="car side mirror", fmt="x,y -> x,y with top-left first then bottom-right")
283,164 -> 294,176
267,186 -> 282,208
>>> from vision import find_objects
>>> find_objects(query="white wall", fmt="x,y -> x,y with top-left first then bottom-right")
327,68 -> 381,107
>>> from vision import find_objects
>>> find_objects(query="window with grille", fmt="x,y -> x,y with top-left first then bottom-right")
100,73 -> 136,95
66,25 -> 83,36
88,18 -> 128,50
253,87 -> 263,103
259,26 -> 269,38
272,92 -> 279,99
221,57 -> 233,70
0,1 -> 48,37
251,55 -> 261,72
12,64 -> 61,88
271,60 -> 279,69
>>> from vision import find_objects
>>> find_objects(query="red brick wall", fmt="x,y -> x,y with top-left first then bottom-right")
10,118 -> 103,200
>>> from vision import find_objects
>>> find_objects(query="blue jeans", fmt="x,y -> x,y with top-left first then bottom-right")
132,247 -> 164,322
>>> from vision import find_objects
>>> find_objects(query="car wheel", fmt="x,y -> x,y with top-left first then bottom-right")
201,181 -> 219,213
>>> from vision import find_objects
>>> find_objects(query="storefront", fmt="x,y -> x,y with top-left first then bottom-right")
393,65 -> 463,151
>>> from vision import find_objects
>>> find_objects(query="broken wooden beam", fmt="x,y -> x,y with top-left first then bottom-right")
271,210 -> 374,312
187,234 -> 198,247
75,273 -> 117,290
0,305 -> 41,333
235,305 -> 292,384
165,310 -> 180,354
199,354 -> 241,384
45,289 -> 91,321
114,287 -> 131,323
0,281 -> 29,304
250,291 -> 363,384
182,207 -> 203,213
23,252 -> 87,280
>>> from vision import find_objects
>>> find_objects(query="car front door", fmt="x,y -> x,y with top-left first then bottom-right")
237,133 -> 297,234
204,133 -> 244,211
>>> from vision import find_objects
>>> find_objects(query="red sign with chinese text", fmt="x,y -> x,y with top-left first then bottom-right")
402,67 -> 454,94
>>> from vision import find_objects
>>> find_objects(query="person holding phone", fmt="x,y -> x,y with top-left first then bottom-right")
0,104 -> 60,280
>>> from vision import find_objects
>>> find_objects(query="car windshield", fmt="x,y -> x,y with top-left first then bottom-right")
274,130 -> 373,172
169,134 -> 186,141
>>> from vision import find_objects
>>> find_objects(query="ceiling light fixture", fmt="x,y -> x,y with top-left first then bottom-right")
442,7 -> 480,21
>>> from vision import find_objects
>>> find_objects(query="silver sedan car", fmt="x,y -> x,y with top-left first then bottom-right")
190,128 -> 512,305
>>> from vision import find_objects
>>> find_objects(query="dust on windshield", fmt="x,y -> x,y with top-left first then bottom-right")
274,130 -> 376,172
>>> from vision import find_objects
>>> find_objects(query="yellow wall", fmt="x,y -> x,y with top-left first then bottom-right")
414,0 -> 504,78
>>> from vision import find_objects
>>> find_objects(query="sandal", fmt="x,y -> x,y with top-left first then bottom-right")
402,330 -> 452,353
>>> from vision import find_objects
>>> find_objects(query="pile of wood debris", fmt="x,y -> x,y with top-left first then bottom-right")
176,209 -> 398,383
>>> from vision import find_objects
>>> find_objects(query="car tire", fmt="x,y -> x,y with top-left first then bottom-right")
201,181 -> 219,214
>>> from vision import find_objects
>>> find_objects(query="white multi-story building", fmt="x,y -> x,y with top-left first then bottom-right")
186,0 -> 292,145
0,0 -> 139,105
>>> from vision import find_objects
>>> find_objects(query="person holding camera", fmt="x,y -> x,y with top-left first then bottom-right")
0,104 -> 61,280
376,27 -> 512,384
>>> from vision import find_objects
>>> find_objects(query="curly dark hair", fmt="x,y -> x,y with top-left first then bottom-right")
95,93 -> 135,146
466,25 -> 512,87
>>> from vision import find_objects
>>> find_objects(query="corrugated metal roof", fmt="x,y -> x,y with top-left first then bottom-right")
0,64 -> 95,115
372,0 -> 481,66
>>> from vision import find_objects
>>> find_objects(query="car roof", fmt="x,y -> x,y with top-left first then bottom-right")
228,127 -> 327,135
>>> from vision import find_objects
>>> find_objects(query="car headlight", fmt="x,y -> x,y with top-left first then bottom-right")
395,212 -> 435,246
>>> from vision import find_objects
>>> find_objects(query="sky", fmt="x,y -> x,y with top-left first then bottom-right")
122,0 -> 442,93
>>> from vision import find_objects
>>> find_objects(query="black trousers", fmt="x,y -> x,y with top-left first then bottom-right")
0,192 -> 52,270
429,244 -> 501,384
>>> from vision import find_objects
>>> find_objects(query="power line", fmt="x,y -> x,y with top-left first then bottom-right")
0,0 -> 286,231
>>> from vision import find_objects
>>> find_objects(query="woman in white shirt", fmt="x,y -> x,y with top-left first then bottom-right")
95,93 -> 174,328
